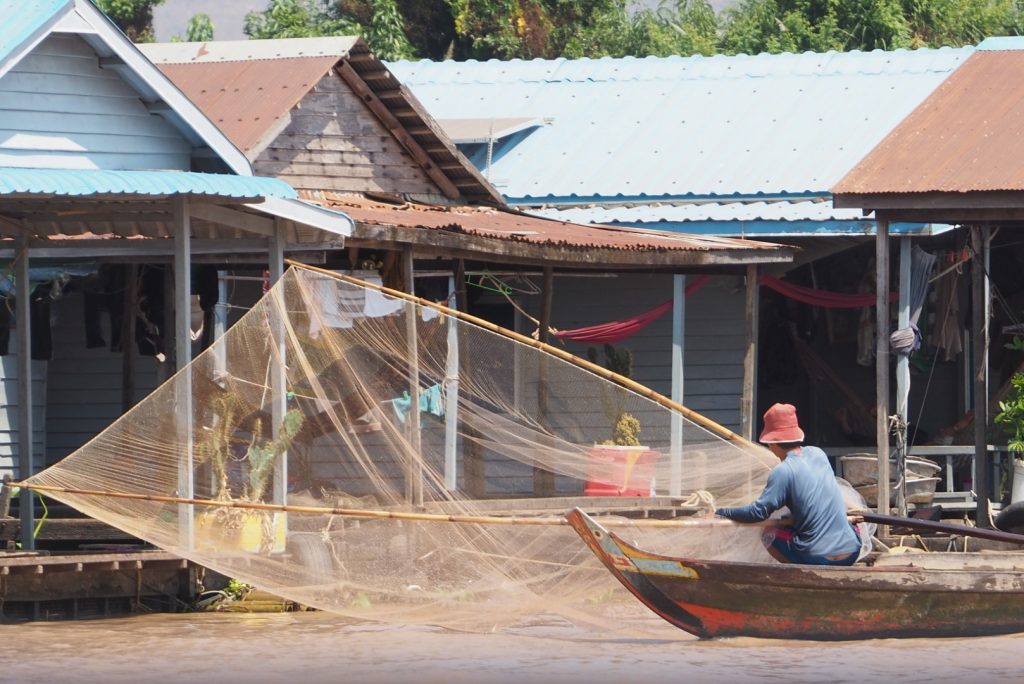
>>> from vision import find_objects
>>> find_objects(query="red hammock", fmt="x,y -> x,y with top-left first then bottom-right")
553,274 -> 894,345
553,275 -> 711,343
759,274 -> 896,308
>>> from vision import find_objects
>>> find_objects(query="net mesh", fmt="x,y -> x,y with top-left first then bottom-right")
26,265 -> 779,632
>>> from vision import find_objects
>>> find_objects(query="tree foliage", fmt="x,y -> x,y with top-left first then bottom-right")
89,0 -> 1022,56
94,0 -> 164,42
185,13 -> 215,42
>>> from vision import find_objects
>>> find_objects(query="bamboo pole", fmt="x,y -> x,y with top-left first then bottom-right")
286,261 -> 762,452
15,482 -> 754,529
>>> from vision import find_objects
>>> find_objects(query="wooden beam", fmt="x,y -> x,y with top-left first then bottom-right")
16,235 -> 33,551
741,264 -> 759,441
836,191 -> 1024,211
456,259 -> 485,498
875,219 -> 890,517
533,266 -> 556,497
173,196 -> 194,549
669,274 -> 685,497
403,245 -> 424,506
973,225 -> 991,527
188,203 -> 275,237
121,264 -> 137,413
875,208 -> 1024,224
334,60 -> 462,200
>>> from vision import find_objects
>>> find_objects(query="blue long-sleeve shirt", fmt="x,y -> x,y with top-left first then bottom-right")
716,446 -> 860,558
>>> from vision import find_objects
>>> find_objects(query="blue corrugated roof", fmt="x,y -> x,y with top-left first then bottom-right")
0,168 -> 297,199
532,201 -> 950,237
388,47 -> 973,202
0,0 -> 69,68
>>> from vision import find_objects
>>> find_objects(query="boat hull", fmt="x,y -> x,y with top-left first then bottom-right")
567,508 -> 1024,640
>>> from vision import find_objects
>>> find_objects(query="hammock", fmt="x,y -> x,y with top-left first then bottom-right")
554,274 -> 894,347
553,275 -> 711,343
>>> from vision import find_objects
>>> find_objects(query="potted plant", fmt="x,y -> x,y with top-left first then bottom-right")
584,344 -> 659,496
195,394 -> 305,554
995,370 -> 1024,504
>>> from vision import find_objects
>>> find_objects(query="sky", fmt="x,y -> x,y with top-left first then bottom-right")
153,0 -> 263,41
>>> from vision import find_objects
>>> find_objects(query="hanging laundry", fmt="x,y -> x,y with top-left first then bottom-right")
364,288 -> 403,318
391,384 -> 445,424
889,246 -> 938,357
931,268 -> 963,361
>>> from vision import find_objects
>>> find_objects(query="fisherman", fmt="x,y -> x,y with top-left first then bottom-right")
715,403 -> 862,566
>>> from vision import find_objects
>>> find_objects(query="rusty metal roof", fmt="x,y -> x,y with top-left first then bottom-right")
156,56 -> 337,156
306,191 -> 790,267
834,42 -> 1024,195
140,38 -> 504,206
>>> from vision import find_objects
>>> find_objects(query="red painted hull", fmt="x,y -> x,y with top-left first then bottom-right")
567,508 -> 1024,640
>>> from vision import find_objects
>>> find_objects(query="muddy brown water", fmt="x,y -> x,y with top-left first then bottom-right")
3,611 -> 1023,683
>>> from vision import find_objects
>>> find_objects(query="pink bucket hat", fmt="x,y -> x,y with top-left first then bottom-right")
759,403 -> 805,444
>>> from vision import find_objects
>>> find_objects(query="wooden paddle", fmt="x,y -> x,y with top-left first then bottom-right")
855,510 -> 1024,546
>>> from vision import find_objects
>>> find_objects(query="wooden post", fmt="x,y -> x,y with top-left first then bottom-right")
269,219 -> 287,511
972,225 -> 991,527
173,196 -> 194,549
533,266 -> 556,497
16,235 -> 33,551
403,245 -> 423,507
875,219 -> 890,516
121,264 -> 137,414
895,237 -> 911,517
444,274 -> 460,491
670,274 -> 686,496
456,261 -> 485,498
741,265 -> 759,443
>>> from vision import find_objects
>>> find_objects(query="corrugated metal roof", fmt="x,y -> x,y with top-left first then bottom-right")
310,191 -> 784,255
154,57 -> 339,154
141,37 -> 361,63
533,201 -> 951,237
538,200 -> 865,224
833,47 -> 1024,195
388,47 -> 972,201
0,167 -> 297,199
0,0 -> 69,73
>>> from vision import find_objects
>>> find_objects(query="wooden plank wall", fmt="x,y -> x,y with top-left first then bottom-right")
0,343 -> 47,477
494,272 -> 746,497
0,35 -> 191,171
299,273 -> 746,499
253,72 -> 440,196
44,292 -> 160,469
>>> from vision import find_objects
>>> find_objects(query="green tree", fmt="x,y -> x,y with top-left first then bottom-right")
904,0 -> 1024,47
364,0 -> 416,60
244,0 -> 718,61
720,0 -> 911,54
94,0 -> 164,42
244,0 -> 359,39
719,0 -> 1024,54
185,13 -> 215,42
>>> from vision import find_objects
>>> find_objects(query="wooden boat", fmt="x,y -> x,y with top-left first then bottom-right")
567,507 -> 1024,640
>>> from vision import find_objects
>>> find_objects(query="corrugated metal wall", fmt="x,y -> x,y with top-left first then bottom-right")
0,34 -> 191,171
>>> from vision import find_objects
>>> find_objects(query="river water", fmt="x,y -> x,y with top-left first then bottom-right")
3,610 -> 1023,684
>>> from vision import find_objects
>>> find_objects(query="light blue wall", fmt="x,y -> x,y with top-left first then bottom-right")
0,34 -> 192,171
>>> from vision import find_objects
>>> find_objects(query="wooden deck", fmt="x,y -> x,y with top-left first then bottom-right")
0,550 -> 196,622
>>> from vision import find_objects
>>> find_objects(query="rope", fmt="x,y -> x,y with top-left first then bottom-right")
676,489 -> 716,515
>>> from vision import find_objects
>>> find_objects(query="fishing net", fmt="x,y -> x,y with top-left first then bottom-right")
25,264 -> 779,632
